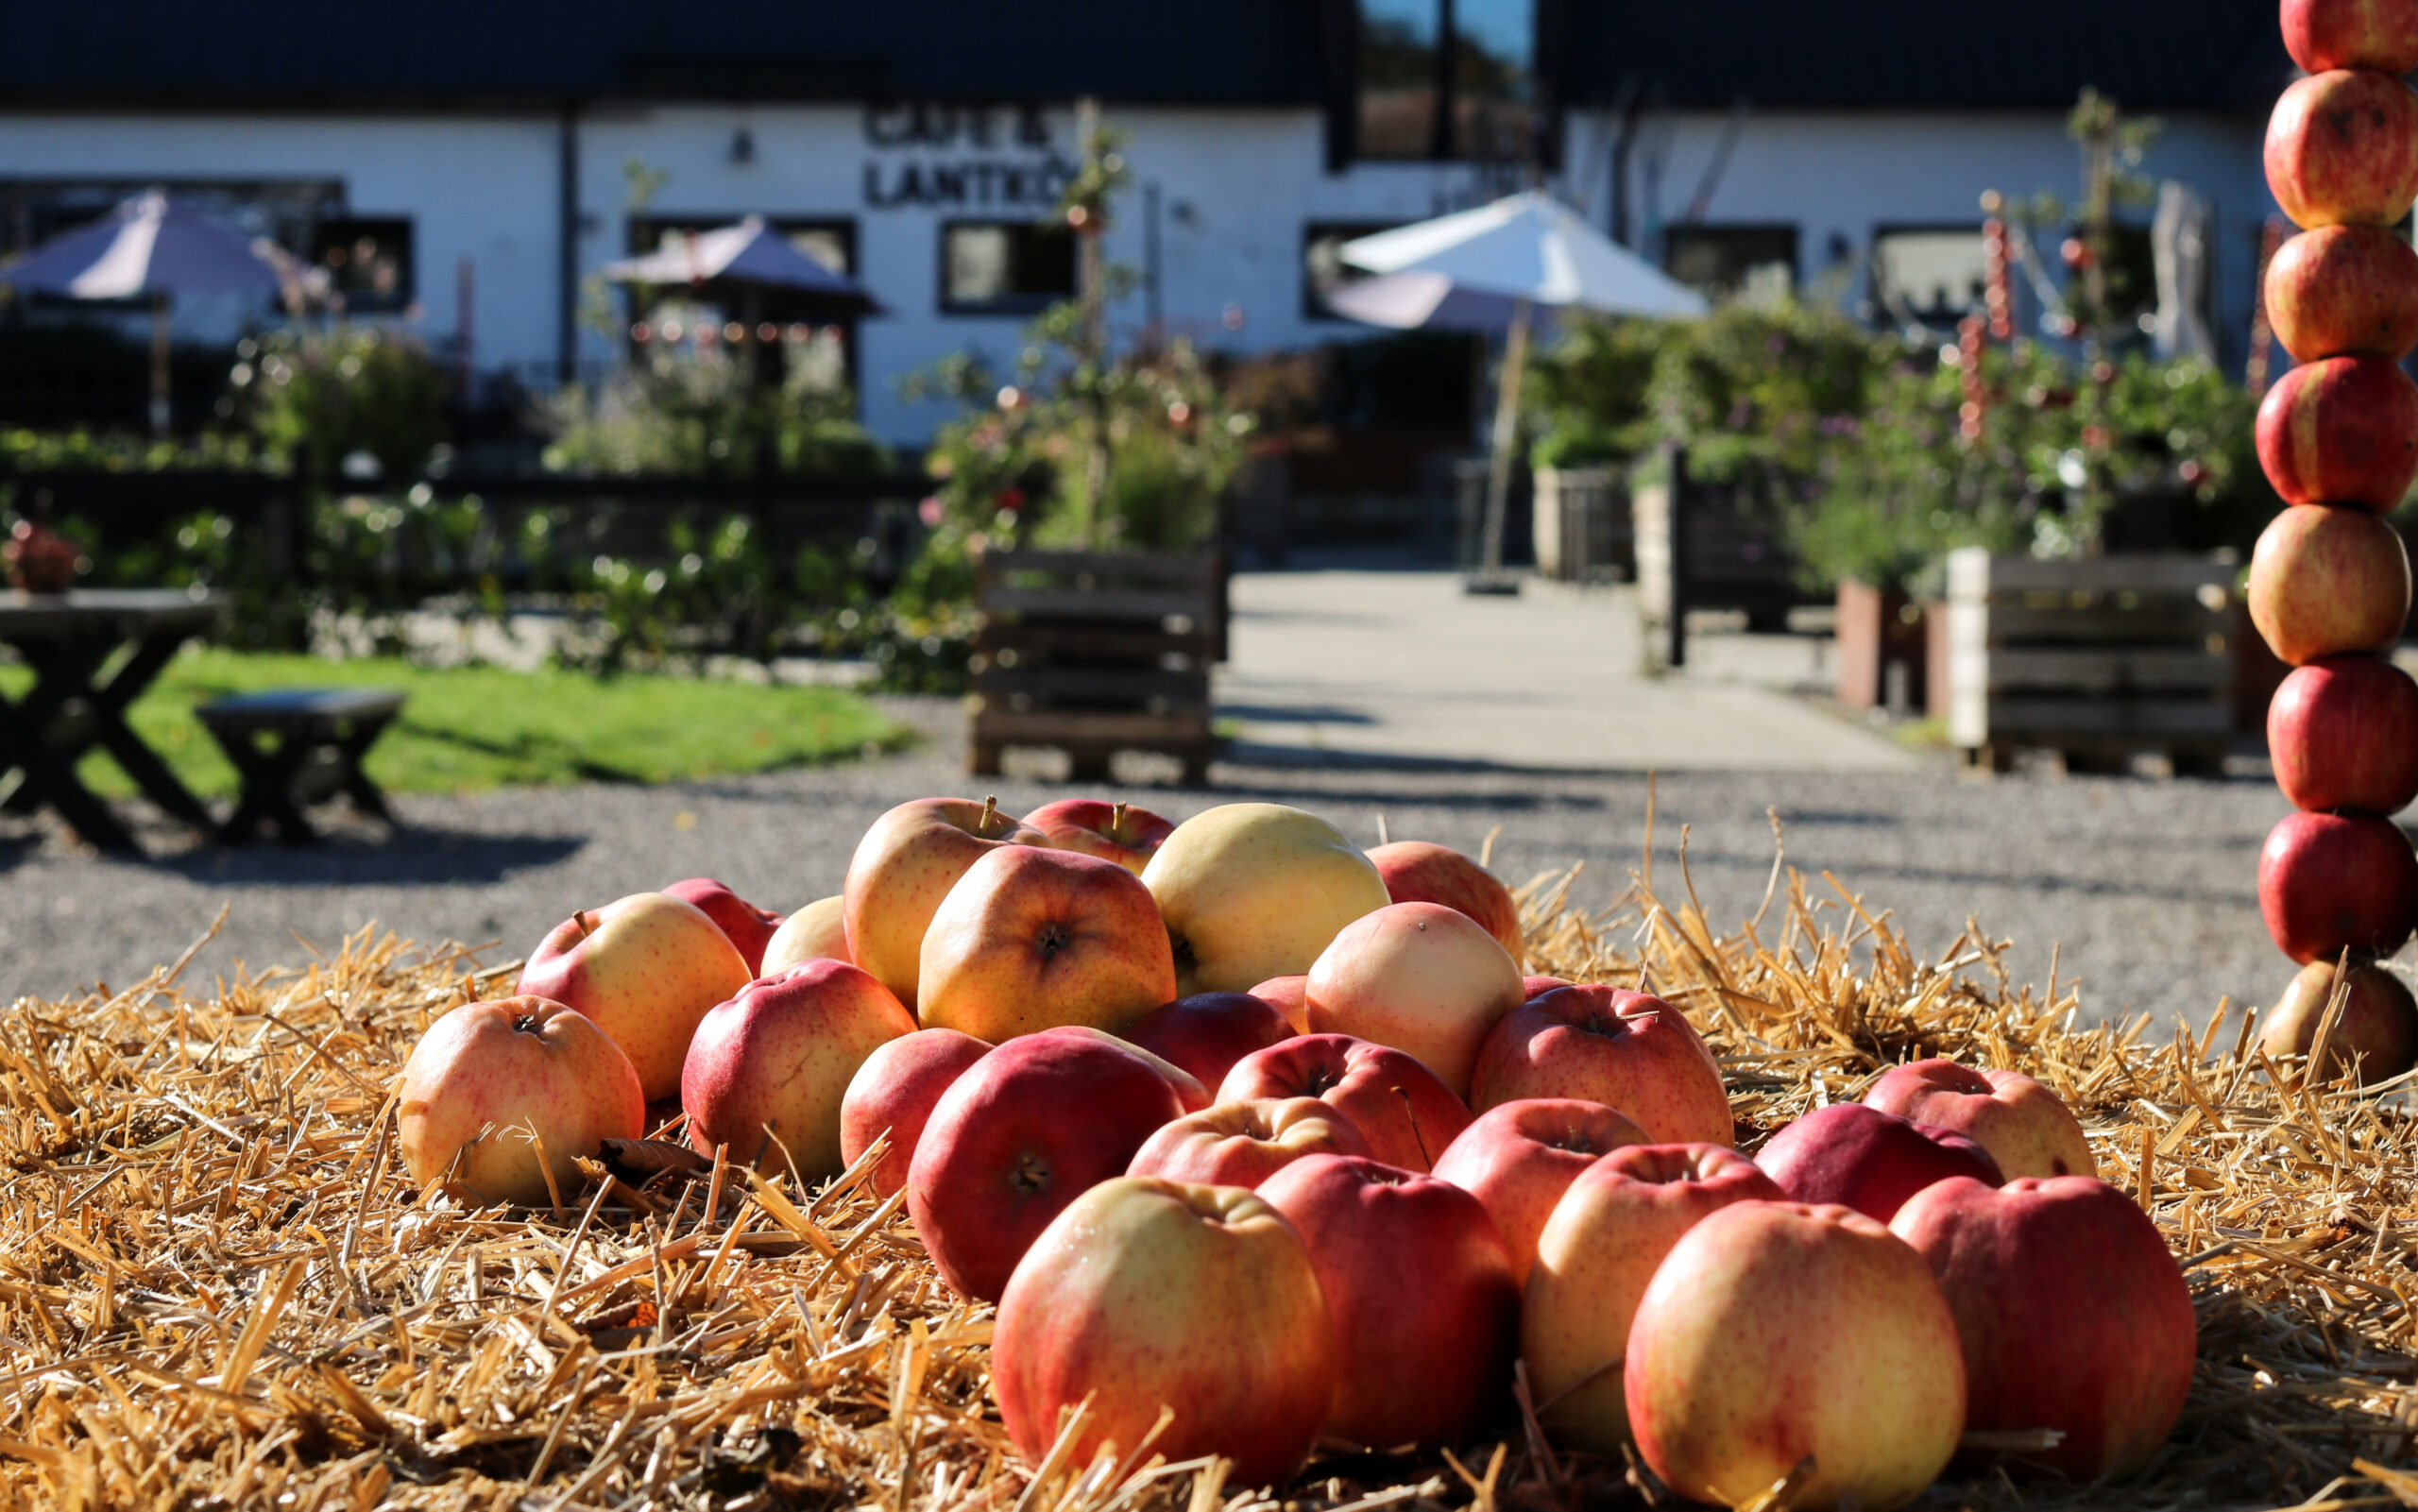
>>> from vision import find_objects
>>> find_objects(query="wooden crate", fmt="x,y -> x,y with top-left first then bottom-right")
967,547 -> 1225,783
1945,547 -> 2238,773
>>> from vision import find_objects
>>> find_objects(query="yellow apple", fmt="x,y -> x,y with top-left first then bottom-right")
397,995 -> 645,1205
517,892 -> 753,1101
760,894 -> 850,975
1142,803 -> 1389,994
843,796 -> 1047,1011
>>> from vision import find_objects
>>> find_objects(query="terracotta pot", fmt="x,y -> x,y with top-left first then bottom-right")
1835,579 -> 1929,713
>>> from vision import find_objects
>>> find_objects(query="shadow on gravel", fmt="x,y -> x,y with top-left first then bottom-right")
1214,744 -> 1632,784
146,826 -> 587,887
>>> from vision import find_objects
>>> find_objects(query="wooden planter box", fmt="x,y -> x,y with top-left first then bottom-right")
1532,466 -> 1632,583
1834,578 -> 1930,713
967,547 -> 1226,784
1944,547 -> 2236,773
1634,454 -> 1816,667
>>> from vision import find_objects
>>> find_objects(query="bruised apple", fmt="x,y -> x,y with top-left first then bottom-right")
1430,1098 -> 1651,1284
2260,957 -> 2418,1086
1219,1033 -> 1472,1172
1126,1096 -> 1372,1187
397,996 -> 645,1205
1143,804 -> 1390,994
2265,69 -> 2418,229
680,960 -> 916,1180
917,846 -> 1177,1041
761,894 -> 850,975
842,796 -> 1047,1011
2265,225 -> 2418,363
839,1027 -> 993,1198
518,892 -> 754,1102
1366,841 -> 1524,960
1023,798 -> 1176,875
2247,504 -> 2410,667
1305,901 -> 1524,1096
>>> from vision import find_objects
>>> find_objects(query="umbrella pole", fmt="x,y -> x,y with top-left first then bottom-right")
1478,297 -> 1532,579
148,293 -> 172,438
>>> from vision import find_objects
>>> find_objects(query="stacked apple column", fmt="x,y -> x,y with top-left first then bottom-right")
2250,3 -> 2418,1079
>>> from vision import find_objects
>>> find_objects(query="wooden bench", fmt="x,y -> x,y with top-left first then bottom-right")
196,688 -> 406,843
968,548 -> 1225,784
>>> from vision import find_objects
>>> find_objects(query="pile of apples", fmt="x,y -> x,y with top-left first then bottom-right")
389,794 -> 2200,1509
2252,0 -> 2418,1086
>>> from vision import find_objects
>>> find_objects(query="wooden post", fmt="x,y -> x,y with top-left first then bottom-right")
1666,444 -> 1690,669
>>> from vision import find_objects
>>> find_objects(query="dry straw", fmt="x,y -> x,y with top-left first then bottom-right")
0,817 -> 2411,1511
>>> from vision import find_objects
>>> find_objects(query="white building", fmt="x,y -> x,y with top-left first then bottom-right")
0,1 -> 2292,444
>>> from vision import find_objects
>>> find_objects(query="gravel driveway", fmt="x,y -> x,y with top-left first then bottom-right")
0,696 -> 2301,1030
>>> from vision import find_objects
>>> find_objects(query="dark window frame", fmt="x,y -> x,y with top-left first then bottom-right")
1341,0 -> 1554,169
310,214 -> 416,313
1869,221 -> 1992,330
937,217 -> 1078,317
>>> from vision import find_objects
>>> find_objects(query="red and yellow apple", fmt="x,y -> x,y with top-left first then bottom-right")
1430,1098 -> 1651,1285
2268,655 -> 2418,816
908,1028 -> 1191,1300
1219,1032 -> 1473,1172
1117,991 -> 1295,1090
662,876 -> 783,977
1891,1176 -> 2197,1482
993,1178 -> 1335,1490
2247,504 -> 2410,667
1468,985 -> 1732,1146
1023,797 -> 1177,875
1257,1153 -> 1519,1449
839,1027 -> 993,1198
518,892 -> 754,1102
2283,0 -> 2418,74
2258,810 -> 2418,963
1522,1145 -> 1785,1452
2265,225 -> 2418,363
761,894 -> 850,975
1142,803 -> 1390,994
2256,356 -> 2418,511
1127,1096 -> 1372,1187
397,996 -> 645,1205
2265,69 -> 2418,229
1366,841 -> 1524,960
917,845 -> 1177,1041
2261,957 -> 2418,1085
1305,901 -> 1524,1096
1251,974 -> 1311,1032
1625,1200 -> 1966,1512
1757,1103 -> 2004,1223
1523,975 -> 1573,999
1862,1060 -> 2096,1181
680,960 -> 916,1181
842,796 -> 1047,1011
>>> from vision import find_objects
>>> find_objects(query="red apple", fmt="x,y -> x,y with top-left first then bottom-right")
917,845 -> 1178,1041
1023,797 -> 1177,875
1127,1096 -> 1372,1187
1891,1176 -> 2197,1481
2283,0 -> 2418,74
993,1178 -> 1335,1490
2269,655 -> 2418,815
518,892 -> 754,1102
681,960 -> 916,1181
840,1027 -> 993,1198
1524,975 -> 1573,998
1118,992 -> 1295,1090
1430,1098 -> 1651,1285
1522,1145 -> 1786,1453
2256,356 -> 2418,512
1251,974 -> 1311,1032
843,796 -> 1047,1011
2261,956 -> 2418,1085
2259,809 -> 2418,962
1218,1033 -> 1473,1173
1143,803 -> 1391,994
1626,1200 -> 1965,1511
1257,1153 -> 1519,1449
1468,985 -> 1733,1146
397,996 -> 645,1205
1862,1060 -> 2096,1181
2248,504 -> 2411,667
1366,841 -> 1524,960
2266,225 -> 2418,363
1305,901 -> 1524,1096
761,894 -> 850,975
1756,1103 -> 2004,1223
908,1028 -> 1190,1300
2265,69 -> 2418,230
662,877 -> 784,977
1032,1024 -> 1211,1111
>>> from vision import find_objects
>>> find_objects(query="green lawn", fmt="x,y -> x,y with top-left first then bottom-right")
0,649 -> 912,799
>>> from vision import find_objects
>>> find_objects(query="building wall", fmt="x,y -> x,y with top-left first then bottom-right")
0,101 -> 2275,443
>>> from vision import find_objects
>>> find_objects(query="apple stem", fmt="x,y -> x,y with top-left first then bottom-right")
572,909 -> 595,940
979,794 -> 999,834
1111,800 -> 1127,838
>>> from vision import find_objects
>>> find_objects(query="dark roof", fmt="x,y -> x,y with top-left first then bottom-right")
1560,1 -> 2292,112
0,1 -> 1331,107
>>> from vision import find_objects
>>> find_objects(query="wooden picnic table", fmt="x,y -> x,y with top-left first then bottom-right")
0,587 -> 224,852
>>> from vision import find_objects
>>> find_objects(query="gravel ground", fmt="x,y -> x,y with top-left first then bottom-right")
0,696 -> 2308,1029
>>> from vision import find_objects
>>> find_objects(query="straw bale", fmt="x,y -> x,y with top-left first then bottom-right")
0,814 -> 2409,1511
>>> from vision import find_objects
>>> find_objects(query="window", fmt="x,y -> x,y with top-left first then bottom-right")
1303,220 -> 1402,318
1665,225 -> 1797,307
940,220 -> 1076,315
1356,0 -> 1535,162
1871,227 -> 1989,328
310,216 -> 413,312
